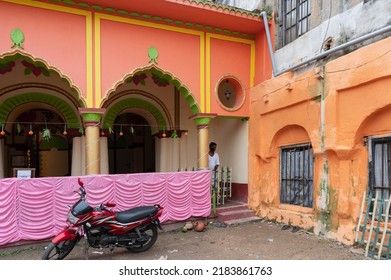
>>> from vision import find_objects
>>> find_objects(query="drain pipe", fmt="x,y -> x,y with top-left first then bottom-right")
260,11 -> 278,77
260,11 -> 391,77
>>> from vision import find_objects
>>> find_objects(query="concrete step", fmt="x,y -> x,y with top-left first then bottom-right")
224,216 -> 263,226
218,209 -> 256,222
216,204 -> 249,215
215,201 -> 261,226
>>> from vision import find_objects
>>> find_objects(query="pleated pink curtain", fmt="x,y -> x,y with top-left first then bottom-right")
0,170 -> 211,246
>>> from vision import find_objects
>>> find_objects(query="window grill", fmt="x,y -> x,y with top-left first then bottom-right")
279,0 -> 311,46
280,143 -> 314,208
369,137 -> 391,199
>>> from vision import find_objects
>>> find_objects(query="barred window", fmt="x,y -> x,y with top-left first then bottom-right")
280,143 -> 314,208
279,0 -> 311,46
368,137 -> 391,199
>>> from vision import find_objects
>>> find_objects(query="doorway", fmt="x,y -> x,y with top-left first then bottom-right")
108,113 -> 155,174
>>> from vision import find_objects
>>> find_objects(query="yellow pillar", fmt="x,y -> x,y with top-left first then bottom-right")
79,109 -> 105,175
190,114 -> 217,170
197,124 -> 209,169
85,124 -> 100,174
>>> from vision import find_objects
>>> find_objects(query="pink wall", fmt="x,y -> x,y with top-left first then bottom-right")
99,19 -> 201,103
209,37 -> 251,116
0,1 -> 88,97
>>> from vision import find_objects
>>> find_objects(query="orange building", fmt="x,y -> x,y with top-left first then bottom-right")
249,1 -> 391,245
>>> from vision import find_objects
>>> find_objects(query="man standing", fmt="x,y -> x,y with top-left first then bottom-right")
208,142 -> 220,171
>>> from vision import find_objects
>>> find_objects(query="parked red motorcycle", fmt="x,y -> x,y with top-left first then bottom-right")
42,178 -> 164,260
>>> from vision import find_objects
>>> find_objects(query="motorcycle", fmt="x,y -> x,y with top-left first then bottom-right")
42,178 -> 164,260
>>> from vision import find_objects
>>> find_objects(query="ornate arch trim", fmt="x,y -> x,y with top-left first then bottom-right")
0,50 -> 86,107
103,98 -> 167,131
101,64 -> 201,114
0,92 -> 81,128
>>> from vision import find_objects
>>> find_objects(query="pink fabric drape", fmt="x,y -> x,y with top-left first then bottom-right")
0,170 -> 211,246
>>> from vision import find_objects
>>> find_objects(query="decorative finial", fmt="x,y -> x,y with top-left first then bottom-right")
10,28 -> 25,49
148,46 -> 158,64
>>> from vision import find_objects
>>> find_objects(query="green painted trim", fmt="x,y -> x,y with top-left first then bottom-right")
81,113 -> 102,122
103,98 -> 167,131
0,53 -> 85,107
132,68 -> 199,114
0,92 -> 81,128
48,0 -> 267,38
194,117 -> 213,125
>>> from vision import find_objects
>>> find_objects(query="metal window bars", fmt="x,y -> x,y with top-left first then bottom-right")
280,143 -> 314,208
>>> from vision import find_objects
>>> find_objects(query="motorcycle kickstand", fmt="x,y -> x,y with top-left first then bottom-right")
108,245 -> 115,260
83,238 -> 89,260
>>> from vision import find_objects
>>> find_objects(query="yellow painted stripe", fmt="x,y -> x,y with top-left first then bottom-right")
206,34 -> 211,113
200,34 -> 205,113
95,13 -> 205,109
206,33 -> 255,112
86,13 -> 93,108
2,0 -> 93,108
94,15 -> 101,108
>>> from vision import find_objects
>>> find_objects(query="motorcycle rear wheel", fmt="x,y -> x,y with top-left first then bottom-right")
41,239 -> 78,260
127,223 -> 158,253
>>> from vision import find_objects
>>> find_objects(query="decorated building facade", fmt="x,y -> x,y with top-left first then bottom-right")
0,0 -> 272,201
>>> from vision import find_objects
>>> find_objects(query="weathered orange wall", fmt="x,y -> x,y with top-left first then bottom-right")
249,35 -> 391,244
0,1 -> 88,97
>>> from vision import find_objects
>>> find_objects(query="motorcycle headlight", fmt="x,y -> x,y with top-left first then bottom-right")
67,212 -> 79,225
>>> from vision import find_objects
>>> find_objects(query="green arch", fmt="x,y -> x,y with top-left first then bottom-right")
103,98 -> 167,130
107,66 -> 200,115
0,92 -> 81,128
0,53 -> 85,107
147,67 -> 200,114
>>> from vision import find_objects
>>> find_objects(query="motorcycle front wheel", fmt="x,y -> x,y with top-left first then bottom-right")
127,223 -> 158,253
41,239 -> 78,260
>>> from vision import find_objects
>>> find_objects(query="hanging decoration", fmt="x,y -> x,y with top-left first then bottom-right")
41,124 -> 52,141
78,126 -> 84,135
28,124 -> 33,135
130,124 -> 134,135
0,121 -> 189,139
16,123 -> 22,135
63,124 -> 68,136
171,130 -> 178,138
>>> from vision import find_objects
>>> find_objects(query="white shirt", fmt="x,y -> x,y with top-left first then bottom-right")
208,152 -> 220,170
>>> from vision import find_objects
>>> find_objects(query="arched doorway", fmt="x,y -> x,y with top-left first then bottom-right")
0,51 -> 84,178
102,66 -> 201,174
9,109 -> 71,177
108,113 -> 155,174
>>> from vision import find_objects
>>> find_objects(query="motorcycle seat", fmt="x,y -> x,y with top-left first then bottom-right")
116,206 -> 158,223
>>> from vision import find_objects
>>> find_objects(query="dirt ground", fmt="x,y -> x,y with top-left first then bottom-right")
0,220 -> 368,260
